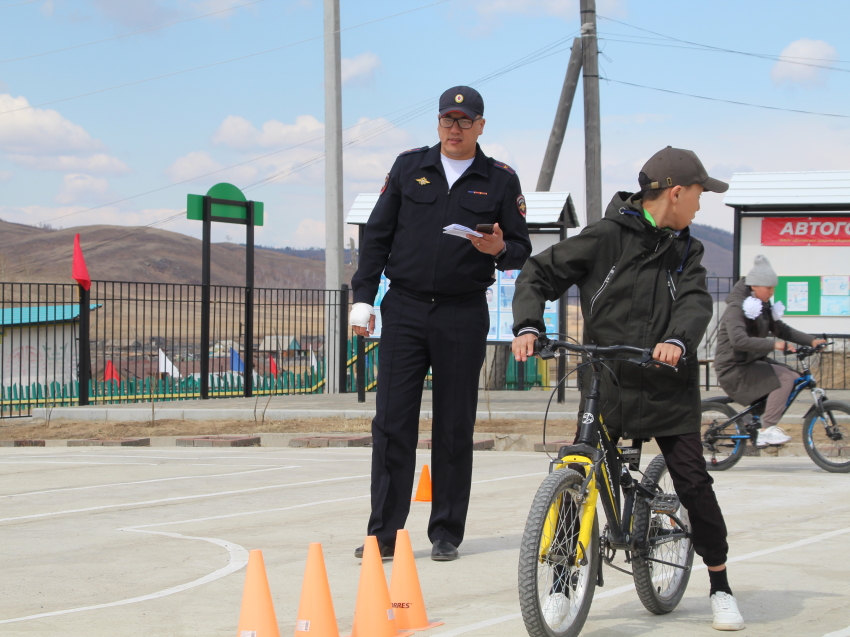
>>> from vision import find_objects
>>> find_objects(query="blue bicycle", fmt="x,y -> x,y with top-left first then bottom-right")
700,343 -> 850,473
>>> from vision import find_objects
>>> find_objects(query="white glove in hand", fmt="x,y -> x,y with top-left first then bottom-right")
742,296 -> 763,320
771,300 -> 785,321
350,302 -> 374,328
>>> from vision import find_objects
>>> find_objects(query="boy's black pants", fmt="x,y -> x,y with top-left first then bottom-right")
653,432 -> 729,567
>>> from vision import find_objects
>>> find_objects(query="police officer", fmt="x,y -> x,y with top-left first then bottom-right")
350,86 -> 531,561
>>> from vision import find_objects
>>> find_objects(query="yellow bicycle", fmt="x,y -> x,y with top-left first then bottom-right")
519,339 -> 693,637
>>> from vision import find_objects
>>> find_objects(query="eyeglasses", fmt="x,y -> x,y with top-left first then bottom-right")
439,116 -> 480,130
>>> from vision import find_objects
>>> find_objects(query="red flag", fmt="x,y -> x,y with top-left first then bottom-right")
269,353 -> 278,376
72,233 -> 91,290
104,360 -> 120,382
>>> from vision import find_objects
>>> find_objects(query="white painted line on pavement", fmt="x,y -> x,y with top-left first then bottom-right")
3,466 -> 300,498
0,460 -> 160,466
127,472 -> 544,530
0,471 -> 363,523
430,525 -> 850,636
0,530 -> 248,625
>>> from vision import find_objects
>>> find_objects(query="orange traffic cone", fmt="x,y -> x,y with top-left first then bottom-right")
293,543 -> 339,637
236,549 -> 280,637
350,537 -> 413,637
411,465 -> 432,502
390,530 -> 443,632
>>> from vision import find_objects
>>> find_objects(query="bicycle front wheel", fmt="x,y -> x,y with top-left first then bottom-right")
631,454 -> 694,614
803,400 -> 850,473
519,469 -> 599,637
701,401 -> 745,471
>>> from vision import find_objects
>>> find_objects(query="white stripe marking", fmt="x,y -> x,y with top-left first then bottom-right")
430,525 -> 850,636
0,472 -> 365,523
3,466 -> 299,498
0,530 -> 248,625
0,460 -> 160,466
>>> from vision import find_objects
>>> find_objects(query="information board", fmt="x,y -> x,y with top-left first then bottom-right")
370,271 -> 559,341
774,275 -> 850,316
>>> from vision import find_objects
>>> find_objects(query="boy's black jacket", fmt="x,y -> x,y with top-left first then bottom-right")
512,191 -> 713,439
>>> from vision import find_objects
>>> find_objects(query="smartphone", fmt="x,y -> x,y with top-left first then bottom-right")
475,224 -> 494,234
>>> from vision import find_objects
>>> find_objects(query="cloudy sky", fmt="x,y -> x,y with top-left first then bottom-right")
0,0 -> 848,246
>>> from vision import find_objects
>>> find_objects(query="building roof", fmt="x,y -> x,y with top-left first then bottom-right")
724,171 -> 850,207
0,304 -> 101,328
346,192 -> 581,228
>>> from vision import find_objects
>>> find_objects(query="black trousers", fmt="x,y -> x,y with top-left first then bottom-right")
654,432 -> 729,567
367,287 -> 488,548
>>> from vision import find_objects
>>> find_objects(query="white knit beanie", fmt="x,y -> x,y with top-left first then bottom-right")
746,254 -> 778,287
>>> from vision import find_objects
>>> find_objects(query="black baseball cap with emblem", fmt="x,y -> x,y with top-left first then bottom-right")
638,146 -> 728,194
439,86 -> 484,120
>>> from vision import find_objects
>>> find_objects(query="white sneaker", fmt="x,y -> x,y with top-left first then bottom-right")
756,426 -> 793,447
711,592 -> 745,631
541,592 -> 569,628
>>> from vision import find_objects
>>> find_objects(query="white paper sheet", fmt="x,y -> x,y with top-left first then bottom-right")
443,223 -> 482,239
787,282 -> 809,312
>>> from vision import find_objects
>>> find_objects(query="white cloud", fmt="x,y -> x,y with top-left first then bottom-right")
55,174 -> 109,204
165,150 -> 258,184
474,0 -> 625,21
213,114 -> 324,149
0,94 -> 103,155
480,142 -> 514,167
771,39 -> 838,88
0,169 -> 12,183
91,0 -> 178,28
288,218 -> 358,248
341,52 -> 381,86
9,153 -> 130,174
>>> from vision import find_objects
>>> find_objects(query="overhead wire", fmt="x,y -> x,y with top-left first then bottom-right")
0,0 -> 454,116
0,0 -> 272,65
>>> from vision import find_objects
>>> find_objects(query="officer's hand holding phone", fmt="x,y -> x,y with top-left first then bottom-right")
467,222 -> 505,256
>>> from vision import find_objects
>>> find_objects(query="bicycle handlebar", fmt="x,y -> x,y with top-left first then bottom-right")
795,342 -> 833,359
533,337 -> 678,372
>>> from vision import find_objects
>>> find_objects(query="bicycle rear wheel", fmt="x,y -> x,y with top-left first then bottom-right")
518,469 -> 599,637
701,401 -> 745,471
803,400 -> 850,473
631,454 -> 694,614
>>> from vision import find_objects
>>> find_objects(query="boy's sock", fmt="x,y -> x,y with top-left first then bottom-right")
708,567 -> 733,597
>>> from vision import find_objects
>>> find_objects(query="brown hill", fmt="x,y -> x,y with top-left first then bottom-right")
0,220 -> 353,288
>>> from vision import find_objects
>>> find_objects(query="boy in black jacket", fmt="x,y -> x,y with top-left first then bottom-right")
512,147 -> 745,631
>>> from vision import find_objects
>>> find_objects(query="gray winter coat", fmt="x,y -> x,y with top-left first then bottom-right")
512,192 -> 713,439
714,278 -> 815,406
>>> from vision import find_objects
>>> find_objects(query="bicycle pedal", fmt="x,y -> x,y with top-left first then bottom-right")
649,494 -> 680,514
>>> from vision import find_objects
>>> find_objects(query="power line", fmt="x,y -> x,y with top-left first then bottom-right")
601,76 -> 850,119
0,0 -> 271,65
597,15 -> 850,72
0,0 -> 453,116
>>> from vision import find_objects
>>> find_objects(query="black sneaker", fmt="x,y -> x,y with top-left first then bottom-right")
354,540 -> 394,560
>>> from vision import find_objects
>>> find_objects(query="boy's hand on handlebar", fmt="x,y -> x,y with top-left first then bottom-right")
512,334 -> 538,362
774,340 -> 796,353
811,338 -> 827,348
652,342 -> 682,367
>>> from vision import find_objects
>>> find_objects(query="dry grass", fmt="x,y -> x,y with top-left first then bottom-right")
0,417 -> 577,441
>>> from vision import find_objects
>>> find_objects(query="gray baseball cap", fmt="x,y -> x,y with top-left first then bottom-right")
638,146 -> 728,193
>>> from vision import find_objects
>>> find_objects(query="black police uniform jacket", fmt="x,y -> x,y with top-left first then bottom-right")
351,143 -> 532,305
512,191 -> 713,440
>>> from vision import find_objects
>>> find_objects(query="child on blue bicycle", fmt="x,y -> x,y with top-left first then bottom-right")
714,255 -> 826,446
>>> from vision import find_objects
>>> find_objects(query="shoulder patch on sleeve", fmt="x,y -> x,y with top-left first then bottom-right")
398,145 -> 429,157
492,161 -> 516,176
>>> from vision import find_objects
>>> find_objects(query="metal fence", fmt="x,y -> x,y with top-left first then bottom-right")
1,276 -> 847,418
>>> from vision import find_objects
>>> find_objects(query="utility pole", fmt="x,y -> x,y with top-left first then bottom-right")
537,38 -> 583,192
580,0 -> 602,224
324,0 -> 344,392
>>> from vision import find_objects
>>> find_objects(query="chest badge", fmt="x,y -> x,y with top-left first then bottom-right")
415,177 -> 430,185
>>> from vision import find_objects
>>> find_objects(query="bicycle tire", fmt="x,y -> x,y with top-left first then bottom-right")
518,469 -> 599,637
631,454 -> 694,615
701,401 -> 745,471
803,400 -> 850,473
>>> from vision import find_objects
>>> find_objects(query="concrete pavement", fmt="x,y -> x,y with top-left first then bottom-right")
1,446 -> 849,636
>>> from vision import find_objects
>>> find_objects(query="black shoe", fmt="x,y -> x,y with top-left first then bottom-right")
354,540 -> 394,560
431,539 -> 459,561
